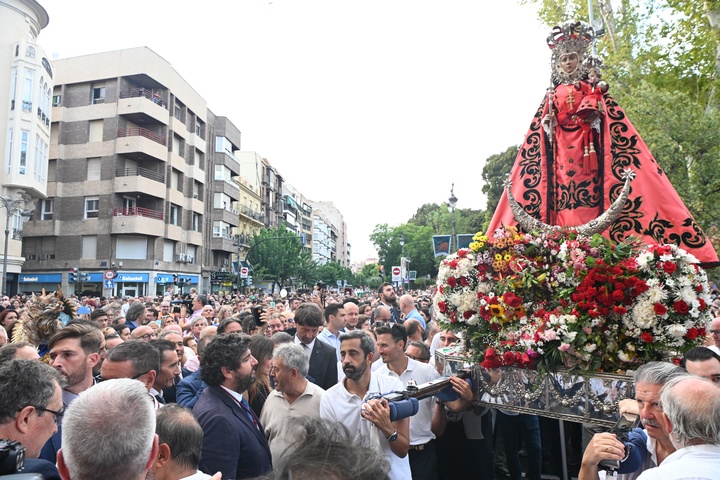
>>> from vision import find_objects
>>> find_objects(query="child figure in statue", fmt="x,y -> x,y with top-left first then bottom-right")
487,21 -> 718,266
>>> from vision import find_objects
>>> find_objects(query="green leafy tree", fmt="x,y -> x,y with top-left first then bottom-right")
247,225 -> 307,293
481,145 -> 519,229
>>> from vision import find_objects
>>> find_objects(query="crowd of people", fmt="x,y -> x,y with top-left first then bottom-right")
1,283 -> 720,480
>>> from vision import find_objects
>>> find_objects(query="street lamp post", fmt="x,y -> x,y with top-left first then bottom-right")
1,197 -> 30,296
399,233 -> 405,291
448,184 -> 458,254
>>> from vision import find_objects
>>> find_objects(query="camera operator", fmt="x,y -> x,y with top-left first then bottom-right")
0,359 -> 64,479
579,361 -> 685,480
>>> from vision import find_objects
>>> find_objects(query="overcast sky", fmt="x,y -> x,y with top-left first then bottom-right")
40,0 -> 553,261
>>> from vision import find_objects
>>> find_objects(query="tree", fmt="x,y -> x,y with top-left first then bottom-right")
481,145 -> 519,229
246,225 -> 306,293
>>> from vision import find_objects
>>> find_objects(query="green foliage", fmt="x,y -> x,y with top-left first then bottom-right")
481,145 -> 519,229
247,225 -> 306,291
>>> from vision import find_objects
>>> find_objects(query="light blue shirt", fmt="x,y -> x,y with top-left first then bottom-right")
317,328 -> 342,361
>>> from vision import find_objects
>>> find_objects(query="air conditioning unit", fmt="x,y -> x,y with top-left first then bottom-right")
175,253 -> 186,262
186,255 -> 194,264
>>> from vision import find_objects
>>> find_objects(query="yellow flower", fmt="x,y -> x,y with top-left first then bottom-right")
489,304 -> 505,317
503,253 -> 512,261
495,253 -> 503,261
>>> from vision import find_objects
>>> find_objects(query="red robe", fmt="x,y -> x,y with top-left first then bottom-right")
487,82 -> 719,267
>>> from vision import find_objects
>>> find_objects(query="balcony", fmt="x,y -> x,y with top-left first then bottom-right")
111,207 -> 165,237
118,88 -> 168,125
240,207 -> 264,225
114,168 -> 166,198
116,128 -> 168,162
213,207 -> 240,226
210,233 -> 236,253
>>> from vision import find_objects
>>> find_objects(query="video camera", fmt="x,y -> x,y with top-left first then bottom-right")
599,413 -> 641,471
0,439 -> 25,475
362,369 -> 473,421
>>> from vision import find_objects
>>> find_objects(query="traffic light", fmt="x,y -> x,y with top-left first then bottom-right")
69,267 -> 79,283
173,274 -> 178,285
80,273 -> 90,282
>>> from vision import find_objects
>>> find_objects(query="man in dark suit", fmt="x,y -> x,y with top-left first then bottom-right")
293,303 -> 338,390
193,333 -> 272,480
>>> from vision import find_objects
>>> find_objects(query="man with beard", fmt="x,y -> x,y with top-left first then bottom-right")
41,322 -> 103,463
377,283 -> 401,324
193,333 -> 272,479
320,330 -> 411,480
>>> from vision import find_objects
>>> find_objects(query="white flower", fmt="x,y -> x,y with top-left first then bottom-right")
584,343 -> 597,353
666,324 -> 687,338
618,350 -> 631,362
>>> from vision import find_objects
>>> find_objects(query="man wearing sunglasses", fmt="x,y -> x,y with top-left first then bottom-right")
0,359 -> 64,479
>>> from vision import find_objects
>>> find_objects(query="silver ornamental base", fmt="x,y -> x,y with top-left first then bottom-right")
435,351 -> 634,427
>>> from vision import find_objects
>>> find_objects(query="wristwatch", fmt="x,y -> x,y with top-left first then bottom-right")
386,429 -> 399,442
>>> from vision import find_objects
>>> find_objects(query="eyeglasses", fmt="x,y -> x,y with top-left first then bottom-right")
36,405 -> 64,425
131,370 -> 152,380
138,333 -> 157,341
710,330 -> 720,335
406,354 -> 430,362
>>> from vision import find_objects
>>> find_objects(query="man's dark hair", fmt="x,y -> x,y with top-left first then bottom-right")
90,309 -> 109,321
0,342 -> 36,366
0,359 -> 63,424
200,333 -> 252,387
377,282 -> 392,294
271,331 -> 294,346
294,303 -> 324,328
343,297 -> 359,306
105,340 -> 160,376
196,335 -> 215,359
146,308 -> 159,319
195,295 -> 209,307
155,404 -> 204,470
125,303 -> 146,323
375,323 -> 407,347
680,346 -> 720,369
149,339 -> 177,359
324,303 -> 344,322
407,341 -> 431,362
112,324 -> 130,335
339,330 -> 375,357
48,321 -> 103,355
217,317 -> 243,334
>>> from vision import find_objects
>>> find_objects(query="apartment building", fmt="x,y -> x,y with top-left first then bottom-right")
283,182 -> 313,254
0,0 -> 51,295
261,157 -> 284,230
311,201 -> 350,267
22,47 -> 207,296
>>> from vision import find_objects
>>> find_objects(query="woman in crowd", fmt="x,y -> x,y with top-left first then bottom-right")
246,335 -> 274,417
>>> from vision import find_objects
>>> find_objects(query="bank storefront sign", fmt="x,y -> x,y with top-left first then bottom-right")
19,274 -> 63,283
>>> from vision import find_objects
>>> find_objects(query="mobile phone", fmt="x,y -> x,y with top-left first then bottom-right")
252,306 -> 265,326
270,301 -> 276,307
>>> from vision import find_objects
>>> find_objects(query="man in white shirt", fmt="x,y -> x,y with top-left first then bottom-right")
708,317 -> 720,354
317,303 -> 346,361
375,323 -> 449,480
320,330 -> 411,480
260,343 -> 324,468
637,375 -> 720,480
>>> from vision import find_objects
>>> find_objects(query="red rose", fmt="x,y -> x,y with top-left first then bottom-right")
611,289 -> 625,301
673,300 -> 690,314
438,302 -> 447,313
686,327 -> 699,340
653,303 -> 667,315
503,351 -> 516,365
463,310 -> 473,319
613,306 -> 627,315
481,357 -> 502,369
446,277 -> 457,288
696,284 -> 704,293
699,298 -> 707,311
662,262 -> 677,274
460,276 -> 470,287
484,347 -> 495,358
641,332 -> 654,343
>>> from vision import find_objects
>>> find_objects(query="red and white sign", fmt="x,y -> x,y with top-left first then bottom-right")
391,266 -> 401,282
240,267 -> 249,278
103,270 -> 115,280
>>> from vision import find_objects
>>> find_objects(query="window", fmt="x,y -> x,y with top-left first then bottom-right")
116,236 -> 147,260
163,240 -> 175,262
192,182 -> 200,200
6,130 -> 12,174
84,196 -> 99,219
19,131 -> 28,175
26,46 -> 35,58
82,236 -> 97,259
87,158 -> 101,181
192,213 -> 201,232
41,199 -> 53,220
195,123 -> 202,136
171,169 -> 182,191
10,68 -> 17,110
22,70 -> 33,112
92,85 -> 105,104
213,221 -> 231,238
89,120 -> 103,142
169,204 -> 180,226
186,245 -> 197,264
52,95 -> 61,107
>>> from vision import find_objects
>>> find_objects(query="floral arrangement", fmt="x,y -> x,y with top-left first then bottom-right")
433,227 -> 711,372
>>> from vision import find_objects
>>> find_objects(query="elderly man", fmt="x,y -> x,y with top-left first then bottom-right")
399,294 -> 425,329
0,360 -> 64,479
681,346 -> 720,387
708,317 -> 720,354
57,379 -> 159,480
193,333 -> 272,479
260,343 -> 325,468
636,375 -> 720,479
579,361 -> 686,479
0,341 -> 40,364
320,330 -> 411,480
132,324 -> 157,342
150,404 -> 220,480
343,301 -> 360,331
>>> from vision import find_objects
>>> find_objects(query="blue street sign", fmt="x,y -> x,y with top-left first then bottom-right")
104,279 -> 115,289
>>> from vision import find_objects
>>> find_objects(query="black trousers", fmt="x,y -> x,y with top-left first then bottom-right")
409,439 -> 438,480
